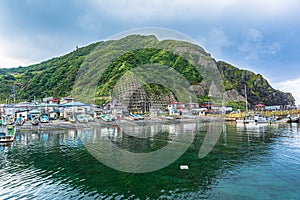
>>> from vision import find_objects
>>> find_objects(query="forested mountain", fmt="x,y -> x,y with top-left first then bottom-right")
0,35 -> 295,108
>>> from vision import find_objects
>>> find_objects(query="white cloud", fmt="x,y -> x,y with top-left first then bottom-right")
238,28 -> 280,60
263,43 -> 281,54
273,78 -> 300,105
0,36 -> 32,67
0,33 -> 73,68
198,28 -> 231,58
0,0 -> 299,69
85,0 -> 300,23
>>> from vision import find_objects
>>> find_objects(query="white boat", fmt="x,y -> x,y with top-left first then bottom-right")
131,114 -> 144,120
236,113 -> 255,124
76,115 -> 88,123
100,114 -> 112,122
254,115 -> 268,124
166,116 -> 175,120
0,125 -> 16,143
276,117 -> 290,123
236,86 -> 254,124
1,115 -> 14,126
39,114 -> 50,123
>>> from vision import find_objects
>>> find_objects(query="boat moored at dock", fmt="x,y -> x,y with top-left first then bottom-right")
0,125 -> 16,143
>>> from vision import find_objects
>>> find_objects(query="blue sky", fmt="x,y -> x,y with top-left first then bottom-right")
0,0 -> 300,103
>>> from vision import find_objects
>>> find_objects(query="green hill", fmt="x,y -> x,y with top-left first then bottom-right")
0,35 -> 295,109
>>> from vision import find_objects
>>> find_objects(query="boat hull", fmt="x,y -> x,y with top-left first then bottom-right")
0,125 -> 16,143
0,135 -> 15,143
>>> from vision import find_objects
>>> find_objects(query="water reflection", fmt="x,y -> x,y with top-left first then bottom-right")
0,123 -> 299,199
77,123 -> 199,173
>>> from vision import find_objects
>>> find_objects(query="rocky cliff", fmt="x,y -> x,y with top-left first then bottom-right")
217,61 -> 295,106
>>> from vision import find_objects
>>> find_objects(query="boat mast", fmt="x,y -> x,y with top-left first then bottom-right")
245,85 -> 248,113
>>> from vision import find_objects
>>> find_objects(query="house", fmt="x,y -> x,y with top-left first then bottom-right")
28,109 -> 41,119
42,97 -> 59,104
60,97 -> 75,105
15,102 -> 36,110
103,99 -> 127,117
2,104 -> 16,115
265,105 -> 282,111
0,104 -> 4,114
15,109 -> 29,120
185,102 -> 200,109
59,101 -> 90,119
255,104 -> 265,111
167,102 -> 185,115
200,102 -> 212,109
191,108 -> 207,115
43,97 -> 54,103
38,103 -> 59,114
167,102 -> 185,110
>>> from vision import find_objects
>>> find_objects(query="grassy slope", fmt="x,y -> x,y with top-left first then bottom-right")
0,35 -> 294,107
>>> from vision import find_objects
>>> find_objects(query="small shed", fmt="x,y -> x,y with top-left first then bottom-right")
255,104 -> 265,110
15,109 -> 29,120
28,109 -> 41,119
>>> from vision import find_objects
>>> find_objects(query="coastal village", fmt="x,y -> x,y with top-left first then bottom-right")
1,95 -> 300,132
2,1 -> 300,199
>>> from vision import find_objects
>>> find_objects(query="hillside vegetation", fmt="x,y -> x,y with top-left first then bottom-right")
0,35 -> 295,108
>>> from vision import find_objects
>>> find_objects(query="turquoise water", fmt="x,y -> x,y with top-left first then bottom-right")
0,123 -> 300,199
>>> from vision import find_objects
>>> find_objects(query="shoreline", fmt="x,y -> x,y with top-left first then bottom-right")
16,116 -> 225,132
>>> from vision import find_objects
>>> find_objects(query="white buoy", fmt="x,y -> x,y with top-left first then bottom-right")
180,165 -> 189,170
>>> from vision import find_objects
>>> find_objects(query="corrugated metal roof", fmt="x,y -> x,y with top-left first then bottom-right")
60,102 -> 89,107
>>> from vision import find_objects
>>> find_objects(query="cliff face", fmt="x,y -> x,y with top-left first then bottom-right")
217,61 -> 295,106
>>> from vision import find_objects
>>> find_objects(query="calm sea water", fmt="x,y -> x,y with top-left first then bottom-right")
0,122 -> 300,199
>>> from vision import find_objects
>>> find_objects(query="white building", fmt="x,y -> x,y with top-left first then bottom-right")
60,97 -> 75,105
60,102 -> 90,119
15,109 -> 29,120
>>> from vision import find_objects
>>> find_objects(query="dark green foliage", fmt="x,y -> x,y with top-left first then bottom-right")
97,48 -> 203,96
0,43 -> 98,102
0,35 -> 294,107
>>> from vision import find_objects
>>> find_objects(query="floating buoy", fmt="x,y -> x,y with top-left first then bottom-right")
180,165 -> 189,170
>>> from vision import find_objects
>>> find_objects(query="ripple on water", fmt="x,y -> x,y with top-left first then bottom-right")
1,124 -> 300,199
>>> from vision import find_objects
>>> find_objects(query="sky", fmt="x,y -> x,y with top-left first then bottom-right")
0,0 -> 300,104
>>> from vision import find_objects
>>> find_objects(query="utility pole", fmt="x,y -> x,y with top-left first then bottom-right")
12,85 -> 16,105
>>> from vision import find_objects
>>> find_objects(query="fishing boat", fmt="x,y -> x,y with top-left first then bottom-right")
236,85 -> 254,124
276,117 -> 290,123
236,114 -> 269,124
166,115 -> 175,120
254,114 -> 268,124
287,116 -> 300,123
277,115 -> 300,123
39,114 -> 50,123
100,114 -> 112,122
236,114 -> 255,124
236,118 -> 255,124
0,125 -> 16,143
31,118 -> 39,126
130,114 -> 144,120
69,116 -> 76,123
76,115 -> 88,123
1,115 -> 14,125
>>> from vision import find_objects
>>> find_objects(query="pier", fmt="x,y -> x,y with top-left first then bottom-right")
226,109 -> 300,119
